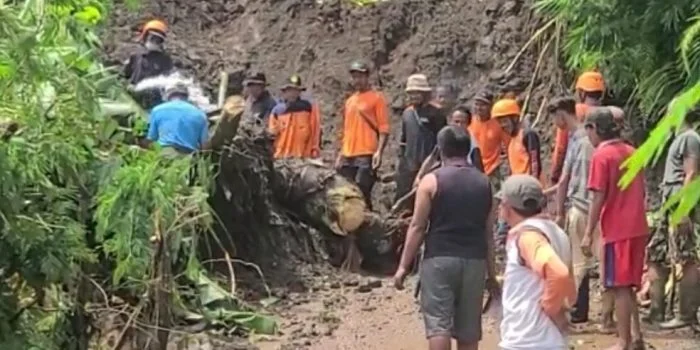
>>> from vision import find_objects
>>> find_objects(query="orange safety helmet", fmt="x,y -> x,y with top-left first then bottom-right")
139,19 -> 168,41
491,98 -> 521,118
575,71 -> 605,92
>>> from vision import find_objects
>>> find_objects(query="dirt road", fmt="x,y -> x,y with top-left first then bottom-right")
257,275 -> 699,350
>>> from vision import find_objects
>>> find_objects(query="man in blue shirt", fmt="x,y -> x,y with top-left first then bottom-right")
146,83 -> 209,157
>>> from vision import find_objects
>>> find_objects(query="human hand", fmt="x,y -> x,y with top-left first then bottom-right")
393,266 -> 409,290
372,151 -> 382,170
581,233 -> 593,258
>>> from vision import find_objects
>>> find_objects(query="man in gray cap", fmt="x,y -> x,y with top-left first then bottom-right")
497,174 -> 576,350
145,82 -> 209,157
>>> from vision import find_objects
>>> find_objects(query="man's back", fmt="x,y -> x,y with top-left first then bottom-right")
588,140 -> 648,242
148,100 -> 208,152
425,164 -> 492,259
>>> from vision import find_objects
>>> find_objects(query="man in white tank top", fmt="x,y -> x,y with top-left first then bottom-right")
496,175 -> 576,350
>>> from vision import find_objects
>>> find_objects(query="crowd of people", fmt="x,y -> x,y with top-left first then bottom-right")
124,19 -> 699,350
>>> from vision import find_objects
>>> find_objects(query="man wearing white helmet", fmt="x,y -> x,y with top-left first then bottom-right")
144,83 -> 209,158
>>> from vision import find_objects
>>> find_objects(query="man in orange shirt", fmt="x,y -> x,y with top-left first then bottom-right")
335,61 -> 390,209
491,98 -> 542,179
550,72 -> 605,184
268,75 -> 321,159
468,90 -> 508,191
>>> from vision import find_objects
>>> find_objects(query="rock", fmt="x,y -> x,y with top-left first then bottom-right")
361,305 -> 377,312
343,279 -> 359,287
366,279 -> 382,289
356,284 -> 372,293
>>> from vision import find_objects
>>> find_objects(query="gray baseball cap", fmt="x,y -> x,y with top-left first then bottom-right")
495,174 -> 546,211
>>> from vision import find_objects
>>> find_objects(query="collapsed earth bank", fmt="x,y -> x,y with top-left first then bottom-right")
102,0 -> 559,291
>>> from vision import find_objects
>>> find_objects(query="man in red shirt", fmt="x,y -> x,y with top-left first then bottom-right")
584,108 -> 647,350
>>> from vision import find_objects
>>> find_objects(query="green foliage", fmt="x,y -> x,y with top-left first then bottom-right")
0,0 -> 273,348
537,0 -> 700,222
535,0 -> 700,118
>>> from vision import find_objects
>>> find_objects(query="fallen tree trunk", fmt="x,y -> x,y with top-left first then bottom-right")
206,95 -> 406,277
272,158 -> 366,236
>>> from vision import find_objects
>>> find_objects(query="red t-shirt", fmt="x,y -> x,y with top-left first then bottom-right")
587,140 -> 649,242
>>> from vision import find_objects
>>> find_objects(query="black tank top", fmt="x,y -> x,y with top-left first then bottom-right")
424,164 -> 492,259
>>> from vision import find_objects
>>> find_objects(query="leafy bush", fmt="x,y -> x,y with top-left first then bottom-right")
0,1 -> 273,348
536,0 -> 700,220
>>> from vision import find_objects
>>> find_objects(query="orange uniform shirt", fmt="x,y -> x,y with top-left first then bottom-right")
508,130 -> 530,175
269,99 -> 321,159
469,118 -> 507,175
550,103 -> 590,183
508,128 -> 542,180
340,90 -> 390,157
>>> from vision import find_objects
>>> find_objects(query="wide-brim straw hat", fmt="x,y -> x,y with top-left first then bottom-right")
405,74 -> 432,92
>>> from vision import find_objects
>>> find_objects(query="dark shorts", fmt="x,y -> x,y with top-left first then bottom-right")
420,256 -> 485,342
604,236 -> 646,289
338,155 -> 375,208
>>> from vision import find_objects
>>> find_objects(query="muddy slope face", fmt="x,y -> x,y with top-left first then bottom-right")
103,0 -> 553,208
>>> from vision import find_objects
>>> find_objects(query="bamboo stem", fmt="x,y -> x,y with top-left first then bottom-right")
504,17 -> 556,75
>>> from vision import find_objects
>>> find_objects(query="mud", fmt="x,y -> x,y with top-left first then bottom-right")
255,275 -> 700,350
98,1 -> 691,349
102,0 -> 562,211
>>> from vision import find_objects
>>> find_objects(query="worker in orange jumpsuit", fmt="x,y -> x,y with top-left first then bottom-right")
268,75 -> 321,159
468,90 -> 509,191
492,98 -> 542,179
335,61 -> 390,210
550,71 -> 605,184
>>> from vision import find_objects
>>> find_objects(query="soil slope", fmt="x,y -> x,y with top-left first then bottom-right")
103,0 -> 559,209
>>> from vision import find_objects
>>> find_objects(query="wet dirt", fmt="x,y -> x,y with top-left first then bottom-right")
102,0 -> 562,211
254,275 -> 700,350
98,1 -> 687,349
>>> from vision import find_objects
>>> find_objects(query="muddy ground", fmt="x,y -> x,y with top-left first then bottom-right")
98,0 -> 688,349
250,273 -> 699,350
102,0 -> 564,211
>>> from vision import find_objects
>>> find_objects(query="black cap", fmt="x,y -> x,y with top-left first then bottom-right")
281,74 -> 306,90
244,72 -> 268,86
349,61 -> 370,74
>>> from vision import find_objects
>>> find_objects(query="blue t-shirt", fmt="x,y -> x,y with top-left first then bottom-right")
147,99 -> 208,152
